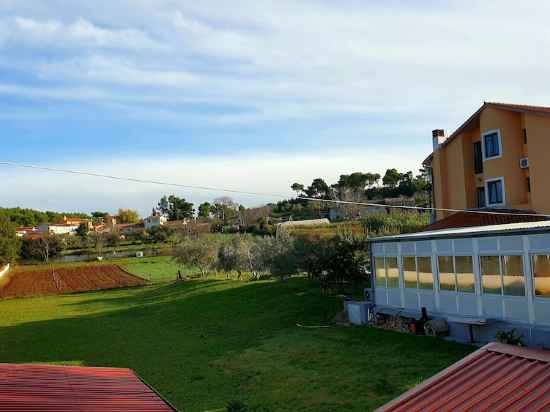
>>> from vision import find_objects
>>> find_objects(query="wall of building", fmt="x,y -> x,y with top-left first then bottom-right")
524,113 -> 550,215
479,107 -> 529,209
431,107 -> 544,220
372,231 -> 550,346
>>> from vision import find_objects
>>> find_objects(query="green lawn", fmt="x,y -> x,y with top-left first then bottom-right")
0,261 -> 473,411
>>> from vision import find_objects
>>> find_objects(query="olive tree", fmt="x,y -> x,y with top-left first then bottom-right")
173,237 -> 218,278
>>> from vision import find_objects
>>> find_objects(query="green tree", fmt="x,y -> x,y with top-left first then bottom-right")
291,183 -> 305,197
173,237 -> 218,278
198,202 -> 212,218
305,178 -> 333,199
76,223 -> 88,239
382,168 -> 402,188
21,235 -> 64,262
157,195 -> 195,221
117,209 -> 140,224
0,215 -> 19,265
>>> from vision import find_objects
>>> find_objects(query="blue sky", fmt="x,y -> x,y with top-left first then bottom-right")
2,0 -> 550,215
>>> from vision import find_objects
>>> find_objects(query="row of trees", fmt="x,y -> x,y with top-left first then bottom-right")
173,232 -> 369,283
291,168 -> 431,202
0,208 -> 89,227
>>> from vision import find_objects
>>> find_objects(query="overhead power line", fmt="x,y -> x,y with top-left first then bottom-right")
1,160 -> 549,218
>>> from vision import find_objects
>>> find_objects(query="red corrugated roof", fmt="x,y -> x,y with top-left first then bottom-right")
422,209 -> 548,232
377,342 -> 550,412
0,363 -> 177,412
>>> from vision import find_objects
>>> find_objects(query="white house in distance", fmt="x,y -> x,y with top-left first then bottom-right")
144,213 -> 168,230
38,223 -> 80,236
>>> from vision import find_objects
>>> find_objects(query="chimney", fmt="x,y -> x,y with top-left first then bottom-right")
432,129 -> 447,151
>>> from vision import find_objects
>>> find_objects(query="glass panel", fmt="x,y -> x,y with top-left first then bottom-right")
456,256 -> 475,293
438,256 -> 456,292
533,255 -> 550,298
488,180 -> 503,205
418,257 -> 433,290
403,257 -> 417,289
502,256 -> 525,296
484,133 -> 500,157
386,257 -> 399,289
481,256 -> 501,295
375,257 -> 386,287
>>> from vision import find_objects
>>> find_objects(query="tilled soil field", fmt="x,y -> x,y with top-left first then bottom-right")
0,265 -> 146,299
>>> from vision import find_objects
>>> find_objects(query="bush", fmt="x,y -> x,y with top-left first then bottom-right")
20,235 -> 65,262
0,215 -> 19,265
362,212 -> 429,236
173,236 -> 218,278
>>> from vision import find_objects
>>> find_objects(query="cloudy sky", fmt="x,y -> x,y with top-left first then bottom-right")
2,0 -> 550,216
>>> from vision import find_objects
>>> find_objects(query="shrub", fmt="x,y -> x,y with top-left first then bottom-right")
173,236 -> 218,278
362,211 -> 429,236
0,215 -> 19,265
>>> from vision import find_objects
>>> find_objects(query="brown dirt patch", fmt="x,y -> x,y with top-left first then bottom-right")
0,265 -> 147,299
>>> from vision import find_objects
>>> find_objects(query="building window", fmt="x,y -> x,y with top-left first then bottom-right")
533,255 -> 550,298
375,257 -> 386,287
527,177 -> 531,193
481,255 -> 525,297
418,257 -> 433,290
438,256 -> 456,292
455,256 -> 475,293
476,187 -> 486,208
481,256 -> 502,295
486,178 -> 505,206
403,256 -> 418,289
502,256 -> 525,297
386,257 -> 400,288
474,141 -> 483,174
482,130 -> 502,160
523,128 -> 528,144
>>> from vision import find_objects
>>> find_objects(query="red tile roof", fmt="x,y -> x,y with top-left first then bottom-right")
377,342 -> 550,412
0,363 -> 177,412
422,209 -> 548,232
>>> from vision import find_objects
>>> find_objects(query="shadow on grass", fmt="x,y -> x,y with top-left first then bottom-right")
0,278 -> 473,412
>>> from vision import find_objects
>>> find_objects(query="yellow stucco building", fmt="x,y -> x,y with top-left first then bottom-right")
424,102 -> 550,221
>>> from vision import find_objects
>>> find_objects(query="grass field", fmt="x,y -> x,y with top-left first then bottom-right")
0,258 -> 473,411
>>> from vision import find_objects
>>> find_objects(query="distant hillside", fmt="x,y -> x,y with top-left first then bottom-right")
0,207 -> 90,227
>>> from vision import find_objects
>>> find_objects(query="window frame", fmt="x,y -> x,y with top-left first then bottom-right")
473,141 -> 484,174
374,256 -> 387,288
437,255 -> 457,292
480,254 -> 526,298
402,256 -> 419,289
476,187 -> 486,208
531,254 -> 550,299
385,256 -> 400,289
485,177 -> 506,207
481,129 -> 503,161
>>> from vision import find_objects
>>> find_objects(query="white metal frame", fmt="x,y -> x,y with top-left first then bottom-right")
481,129 -> 503,161
485,176 -> 506,207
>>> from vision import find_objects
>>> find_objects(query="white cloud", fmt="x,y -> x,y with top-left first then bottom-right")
1,16 -> 166,51
3,1 -> 550,128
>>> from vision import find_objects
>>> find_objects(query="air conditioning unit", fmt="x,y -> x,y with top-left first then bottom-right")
520,157 -> 529,169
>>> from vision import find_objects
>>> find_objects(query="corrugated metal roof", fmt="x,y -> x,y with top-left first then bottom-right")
0,363 -> 177,412
370,220 -> 550,243
377,342 -> 550,412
